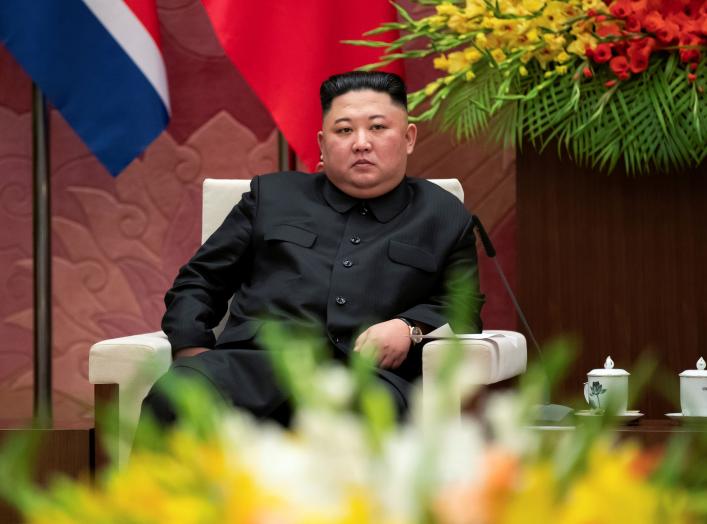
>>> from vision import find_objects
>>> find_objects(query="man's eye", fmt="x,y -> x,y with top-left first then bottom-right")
336,128 -> 352,134
371,124 -> 386,130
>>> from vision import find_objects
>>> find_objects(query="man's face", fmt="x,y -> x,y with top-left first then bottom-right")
317,89 -> 417,199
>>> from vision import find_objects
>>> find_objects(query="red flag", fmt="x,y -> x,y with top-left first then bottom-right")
200,0 -> 404,171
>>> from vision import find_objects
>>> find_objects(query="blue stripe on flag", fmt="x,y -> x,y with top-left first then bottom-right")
0,0 -> 169,176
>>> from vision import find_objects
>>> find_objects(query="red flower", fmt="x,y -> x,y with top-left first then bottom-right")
605,79 -> 618,87
688,73 -> 697,82
610,56 -> 631,79
626,39 -> 655,73
587,8 -> 598,17
679,35 -> 702,63
623,16 -> 642,33
642,11 -> 665,34
655,20 -> 680,43
597,22 -> 622,37
610,1 -> 631,18
591,43 -> 614,63
583,66 -> 594,78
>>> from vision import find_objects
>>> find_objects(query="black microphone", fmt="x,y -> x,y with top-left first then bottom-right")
471,215 -> 573,423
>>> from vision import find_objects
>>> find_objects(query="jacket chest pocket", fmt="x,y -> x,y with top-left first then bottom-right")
264,224 -> 317,248
388,240 -> 437,273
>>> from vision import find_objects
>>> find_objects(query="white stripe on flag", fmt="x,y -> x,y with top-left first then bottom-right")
81,0 -> 170,113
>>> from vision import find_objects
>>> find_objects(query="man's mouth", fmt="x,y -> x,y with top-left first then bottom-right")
352,159 -> 374,166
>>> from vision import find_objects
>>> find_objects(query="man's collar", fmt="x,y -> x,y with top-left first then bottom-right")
322,176 -> 411,223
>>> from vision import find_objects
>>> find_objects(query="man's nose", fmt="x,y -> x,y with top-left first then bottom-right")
352,130 -> 371,152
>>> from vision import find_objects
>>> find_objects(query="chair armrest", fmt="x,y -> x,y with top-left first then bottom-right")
89,332 -> 173,466
422,330 -> 527,386
89,331 -> 172,387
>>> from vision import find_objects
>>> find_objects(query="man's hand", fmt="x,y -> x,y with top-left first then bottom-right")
353,319 -> 411,369
174,347 -> 210,359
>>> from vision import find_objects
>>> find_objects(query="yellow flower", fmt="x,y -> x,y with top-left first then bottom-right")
519,65 -> 529,76
567,33 -> 598,57
447,51 -> 470,73
522,0 -> 545,11
463,46 -> 483,63
558,441 -> 665,524
555,51 -> 570,63
525,27 -> 540,43
436,2 -> 460,16
433,54 -> 450,71
491,48 -> 507,63
475,32 -> 488,48
465,0 -> 486,17
555,65 -> 568,74
448,14 -> 470,33
465,70 -> 476,81
424,80 -> 442,95
427,15 -> 447,29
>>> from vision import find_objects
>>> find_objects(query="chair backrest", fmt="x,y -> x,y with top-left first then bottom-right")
202,177 -> 463,242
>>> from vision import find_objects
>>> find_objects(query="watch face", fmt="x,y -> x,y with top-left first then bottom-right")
411,326 -> 424,344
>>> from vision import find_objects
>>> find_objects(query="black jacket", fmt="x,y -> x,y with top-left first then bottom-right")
162,171 -> 483,381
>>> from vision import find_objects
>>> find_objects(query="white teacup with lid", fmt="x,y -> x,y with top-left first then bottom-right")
584,356 -> 629,412
680,357 -> 707,417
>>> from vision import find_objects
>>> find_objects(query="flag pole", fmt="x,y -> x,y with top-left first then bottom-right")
32,83 -> 52,428
277,131 -> 296,171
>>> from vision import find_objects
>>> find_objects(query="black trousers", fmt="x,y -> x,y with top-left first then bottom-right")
140,347 -> 412,428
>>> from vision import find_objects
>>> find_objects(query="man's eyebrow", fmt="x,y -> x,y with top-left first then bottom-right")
333,114 -> 387,124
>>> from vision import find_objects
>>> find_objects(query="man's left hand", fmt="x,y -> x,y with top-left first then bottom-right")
353,319 -> 411,369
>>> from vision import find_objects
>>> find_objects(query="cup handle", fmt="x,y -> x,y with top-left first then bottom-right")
583,382 -> 590,405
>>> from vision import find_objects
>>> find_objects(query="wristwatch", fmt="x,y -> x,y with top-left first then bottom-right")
397,317 -> 424,344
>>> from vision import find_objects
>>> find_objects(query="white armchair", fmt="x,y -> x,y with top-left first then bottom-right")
89,178 -> 527,465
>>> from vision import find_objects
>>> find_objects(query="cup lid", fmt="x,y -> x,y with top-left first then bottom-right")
588,356 -> 629,376
679,357 -> 707,377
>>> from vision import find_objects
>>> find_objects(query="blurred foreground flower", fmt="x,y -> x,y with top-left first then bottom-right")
1,327 -> 705,523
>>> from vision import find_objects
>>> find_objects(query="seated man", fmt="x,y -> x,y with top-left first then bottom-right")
142,71 -> 483,425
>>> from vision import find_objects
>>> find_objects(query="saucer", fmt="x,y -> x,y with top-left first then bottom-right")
575,410 -> 644,422
665,413 -> 707,425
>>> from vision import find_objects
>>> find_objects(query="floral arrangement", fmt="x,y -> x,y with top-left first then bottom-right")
1,325 -> 706,523
352,0 -> 707,174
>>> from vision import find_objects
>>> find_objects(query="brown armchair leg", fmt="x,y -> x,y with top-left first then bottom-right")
93,383 -> 119,473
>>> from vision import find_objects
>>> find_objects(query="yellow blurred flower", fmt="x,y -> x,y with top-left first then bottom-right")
463,46 -> 483,63
465,70 -> 476,81
433,54 -> 450,71
519,65 -> 529,76
522,0 -> 545,11
448,51 -> 470,73
436,2 -> 460,16
424,80 -> 442,95
448,14 -> 470,34
491,48 -> 507,63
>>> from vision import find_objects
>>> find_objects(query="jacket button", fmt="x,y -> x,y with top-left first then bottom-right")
335,296 -> 347,305
359,205 -> 368,216
342,259 -> 353,268
334,336 -> 342,344
350,235 -> 361,244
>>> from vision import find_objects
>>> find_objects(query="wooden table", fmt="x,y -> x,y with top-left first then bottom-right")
530,418 -> 707,446
0,419 -> 94,524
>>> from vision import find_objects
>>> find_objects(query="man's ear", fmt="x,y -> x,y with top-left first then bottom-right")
405,123 -> 417,154
317,130 -> 324,152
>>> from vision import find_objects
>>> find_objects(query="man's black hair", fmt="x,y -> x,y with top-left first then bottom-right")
320,71 -> 407,115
